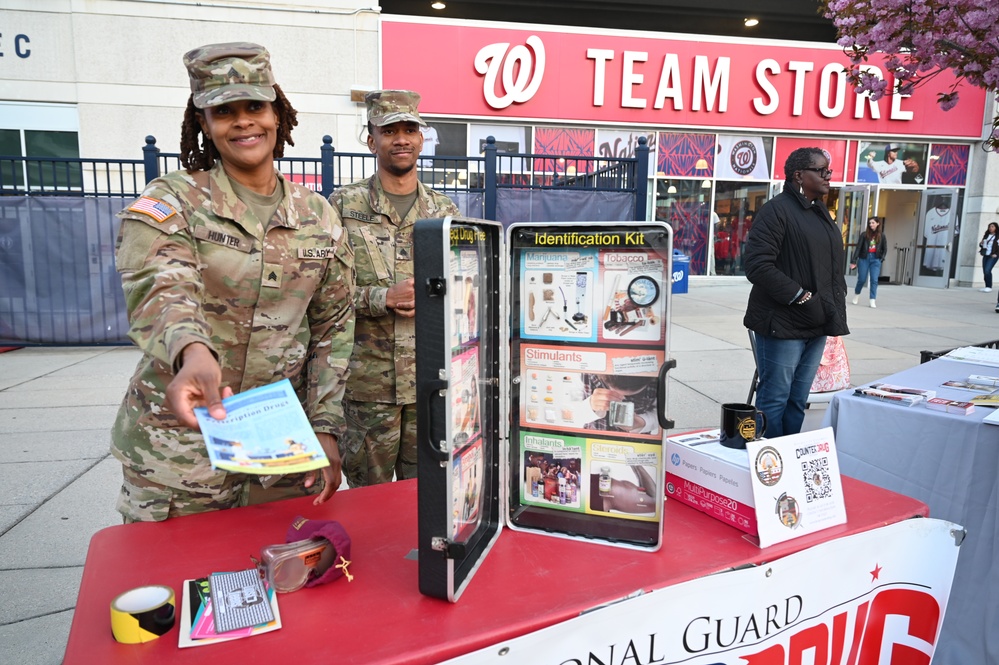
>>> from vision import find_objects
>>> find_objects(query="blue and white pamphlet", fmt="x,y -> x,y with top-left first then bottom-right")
194,379 -> 329,475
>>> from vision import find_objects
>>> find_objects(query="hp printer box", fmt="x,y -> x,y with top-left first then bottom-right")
665,429 -> 757,535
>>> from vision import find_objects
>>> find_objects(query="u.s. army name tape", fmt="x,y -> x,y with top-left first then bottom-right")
110,585 -> 176,644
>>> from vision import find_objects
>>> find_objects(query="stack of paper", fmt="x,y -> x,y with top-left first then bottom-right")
941,346 -> 999,367
940,380 -> 998,395
925,398 -> 975,415
870,383 -> 936,400
968,374 -> 999,387
853,386 -> 924,406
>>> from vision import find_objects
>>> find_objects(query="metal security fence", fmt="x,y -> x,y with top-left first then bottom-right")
3,133 -> 646,212
0,196 -> 131,345
0,135 -> 646,345
0,155 -> 146,198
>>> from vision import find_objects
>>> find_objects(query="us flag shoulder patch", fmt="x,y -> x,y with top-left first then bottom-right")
128,197 -> 177,223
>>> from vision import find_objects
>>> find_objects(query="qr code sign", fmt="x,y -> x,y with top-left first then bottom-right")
802,457 -> 832,503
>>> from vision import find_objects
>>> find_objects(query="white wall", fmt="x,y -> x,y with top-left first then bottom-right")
0,0 -> 380,159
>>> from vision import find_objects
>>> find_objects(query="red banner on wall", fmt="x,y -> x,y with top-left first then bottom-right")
382,18 -> 987,140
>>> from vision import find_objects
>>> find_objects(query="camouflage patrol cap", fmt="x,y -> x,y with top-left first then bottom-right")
365,90 -> 427,127
183,42 -> 277,109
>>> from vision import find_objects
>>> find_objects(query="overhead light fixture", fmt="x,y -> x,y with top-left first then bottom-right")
744,17 -> 759,27
667,185 -> 677,194
695,158 -> 709,171
701,179 -> 712,189
431,1 -> 446,8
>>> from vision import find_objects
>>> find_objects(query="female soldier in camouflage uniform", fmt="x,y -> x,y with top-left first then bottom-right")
111,43 -> 355,521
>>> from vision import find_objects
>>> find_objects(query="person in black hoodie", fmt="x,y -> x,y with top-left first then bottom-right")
743,148 -> 849,438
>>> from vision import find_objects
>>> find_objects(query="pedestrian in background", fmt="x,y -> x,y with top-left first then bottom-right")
743,147 -> 849,438
850,216 -> 887,308
329,90 -> 460,487
979,222 -> 998,293
111,43 -> 355,521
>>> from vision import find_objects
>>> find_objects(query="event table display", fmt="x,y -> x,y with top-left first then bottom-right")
822,356 -> 999,664
65,477 -> 935,664
412,219 -> 676,599
65,214 -> 966,662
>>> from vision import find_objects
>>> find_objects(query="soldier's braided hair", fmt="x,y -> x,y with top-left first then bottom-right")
179,83 -> 298,171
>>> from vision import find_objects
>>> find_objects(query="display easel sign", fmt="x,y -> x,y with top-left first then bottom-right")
505,221 -> 674,551
414,219 -> 676,602
746,427 -> 847,548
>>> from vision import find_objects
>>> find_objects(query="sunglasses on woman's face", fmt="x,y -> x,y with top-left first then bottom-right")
801,167 -> 833,179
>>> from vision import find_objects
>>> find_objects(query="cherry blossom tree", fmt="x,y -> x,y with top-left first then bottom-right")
821,0 -> 999,149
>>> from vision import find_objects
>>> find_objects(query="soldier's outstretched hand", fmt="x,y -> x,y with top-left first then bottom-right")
166,342 -> 232,429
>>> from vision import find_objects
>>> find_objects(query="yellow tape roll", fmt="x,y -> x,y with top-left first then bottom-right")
110,585 -> 176,644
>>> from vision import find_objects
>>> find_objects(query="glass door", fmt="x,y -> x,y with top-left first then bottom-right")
913,188 -> 959,288
838,185 -> 873,274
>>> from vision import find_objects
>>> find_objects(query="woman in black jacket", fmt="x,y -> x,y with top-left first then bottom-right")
850,217 -> 887,308
743,147 -> 849,438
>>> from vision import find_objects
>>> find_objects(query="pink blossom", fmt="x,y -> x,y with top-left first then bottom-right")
821,0 -> 999,148
938,92 -> 960,111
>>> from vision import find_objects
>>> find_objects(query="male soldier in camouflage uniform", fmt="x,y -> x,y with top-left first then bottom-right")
111,42 -> 355,521
330,90 -> 460,486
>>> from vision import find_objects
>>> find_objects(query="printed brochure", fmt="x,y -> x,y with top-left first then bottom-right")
194,379 -> 329,475
178,576 -> 281,648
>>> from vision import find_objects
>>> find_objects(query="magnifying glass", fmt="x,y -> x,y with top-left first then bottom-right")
627,275 -> 660,307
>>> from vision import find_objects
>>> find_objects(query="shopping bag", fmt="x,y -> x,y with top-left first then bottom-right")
810,336 -> 850,393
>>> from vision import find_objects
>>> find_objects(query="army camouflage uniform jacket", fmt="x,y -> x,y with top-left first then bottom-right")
112,163 -> 355,493
329,174 -> 460,404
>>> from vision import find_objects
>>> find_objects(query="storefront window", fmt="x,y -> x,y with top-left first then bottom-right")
656,179 -> 710,275
713,181 -> 771,276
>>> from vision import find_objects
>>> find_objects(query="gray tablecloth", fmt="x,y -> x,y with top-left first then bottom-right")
823,357 -> 999,665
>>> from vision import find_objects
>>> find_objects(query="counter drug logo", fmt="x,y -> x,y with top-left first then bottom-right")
475,35 -> 546,109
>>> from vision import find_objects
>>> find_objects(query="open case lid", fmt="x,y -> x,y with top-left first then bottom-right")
414,216 -> 505,602
504,221 -> 674,551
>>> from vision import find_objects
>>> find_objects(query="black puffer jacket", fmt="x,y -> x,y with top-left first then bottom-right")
743,181 -> 849,340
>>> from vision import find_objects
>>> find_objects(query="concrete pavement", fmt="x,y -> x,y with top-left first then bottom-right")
1,280 -> 997,664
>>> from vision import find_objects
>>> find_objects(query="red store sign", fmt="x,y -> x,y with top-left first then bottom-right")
382,18 -> 987,140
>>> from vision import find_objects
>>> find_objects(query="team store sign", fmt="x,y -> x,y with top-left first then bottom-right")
443,518 -> 960,665
382,19 -> 987,139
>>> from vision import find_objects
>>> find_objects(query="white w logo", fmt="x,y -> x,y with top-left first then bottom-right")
474,35 -> 546,109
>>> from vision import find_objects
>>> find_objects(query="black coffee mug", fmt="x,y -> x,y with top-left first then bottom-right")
720,403 -> 767,449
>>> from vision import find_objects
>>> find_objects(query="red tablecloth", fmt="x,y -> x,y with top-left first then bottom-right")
66,476 -> 926,664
